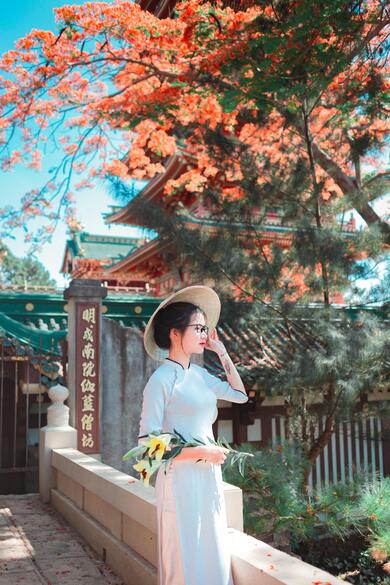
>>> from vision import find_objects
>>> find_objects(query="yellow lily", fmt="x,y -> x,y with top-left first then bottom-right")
145,434 -> 172,461
133,459 -> 159,487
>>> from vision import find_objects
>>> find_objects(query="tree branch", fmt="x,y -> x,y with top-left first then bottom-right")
289,117 -> 390,244
362,171 -> 390,191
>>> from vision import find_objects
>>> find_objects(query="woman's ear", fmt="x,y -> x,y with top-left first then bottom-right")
169,328 -> 180,345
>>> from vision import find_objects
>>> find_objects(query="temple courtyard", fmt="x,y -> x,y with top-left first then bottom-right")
0,494 -> 124,585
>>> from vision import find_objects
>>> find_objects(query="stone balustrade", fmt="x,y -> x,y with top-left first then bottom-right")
40,384 -> 344,585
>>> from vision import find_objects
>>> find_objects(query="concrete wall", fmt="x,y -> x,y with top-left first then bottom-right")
101,319 -> 158,475
50,448 -> 345,585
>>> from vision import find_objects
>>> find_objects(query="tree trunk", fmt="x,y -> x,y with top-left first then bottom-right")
303,382 -> 337,489
303,413 -> 335,488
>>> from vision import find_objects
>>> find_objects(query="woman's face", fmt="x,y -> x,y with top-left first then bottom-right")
173,310 -> 208,355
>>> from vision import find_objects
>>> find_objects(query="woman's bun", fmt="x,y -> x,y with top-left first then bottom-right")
153,309 -> 171,349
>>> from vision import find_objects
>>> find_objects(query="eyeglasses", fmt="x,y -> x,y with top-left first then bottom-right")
186,324 -> 209,335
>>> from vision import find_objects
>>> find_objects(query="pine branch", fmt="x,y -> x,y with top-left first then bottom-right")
362,171 -> 390,191
185,233 -> 325,347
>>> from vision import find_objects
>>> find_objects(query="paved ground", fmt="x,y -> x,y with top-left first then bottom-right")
0,494 -> 126,585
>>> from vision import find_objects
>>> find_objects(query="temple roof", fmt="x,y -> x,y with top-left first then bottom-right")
0,287 -> 159,329
0,311 -> 66,355
105,154 -> 187,227
206,300 -> 390,383
130,303 -> 390,388
60,231 -> 145,273
106,237 -> 166,275
0,287 -> 160,354
105,211 -> 356,277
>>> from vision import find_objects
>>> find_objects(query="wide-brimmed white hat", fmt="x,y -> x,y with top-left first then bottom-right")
143,285 -> 221,361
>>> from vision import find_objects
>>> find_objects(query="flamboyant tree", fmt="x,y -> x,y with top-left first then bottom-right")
0,0 -> 389,477
0,0 -> 388,242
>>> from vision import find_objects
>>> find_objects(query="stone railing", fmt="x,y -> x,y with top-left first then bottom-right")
40,385 -> 344,585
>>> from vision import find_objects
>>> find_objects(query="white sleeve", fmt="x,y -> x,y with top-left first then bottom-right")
137,374 -> 167,446
201,367 -> 248,404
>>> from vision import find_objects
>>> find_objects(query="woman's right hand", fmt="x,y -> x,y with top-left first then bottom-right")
199,445 -> 229,465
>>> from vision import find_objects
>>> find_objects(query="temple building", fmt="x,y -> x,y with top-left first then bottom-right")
75,140 -> 354,300
60,230 -> 152,291
58,1 -> 358,299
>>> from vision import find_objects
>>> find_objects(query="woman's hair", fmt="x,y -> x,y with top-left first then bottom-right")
153,302 -> 206,349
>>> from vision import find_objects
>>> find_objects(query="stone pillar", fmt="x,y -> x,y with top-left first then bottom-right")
64,279 -> 107,454
39,384 -> 77,503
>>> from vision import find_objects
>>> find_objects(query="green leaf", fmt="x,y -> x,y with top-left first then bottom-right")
219,89 -> 242,113
171,81 -> 188,88
122,444 -> 147,461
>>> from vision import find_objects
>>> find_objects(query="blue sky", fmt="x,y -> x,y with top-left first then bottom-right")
0,0 -> 142,287
0,1 -> 388,288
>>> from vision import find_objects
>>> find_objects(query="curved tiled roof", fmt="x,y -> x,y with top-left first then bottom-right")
62,231 -> 142,261
206,312 -> 390,386
105,154 -> 188,227
0,311 -> 66,355
0,289 -> 160,354
106,237 -> 167,274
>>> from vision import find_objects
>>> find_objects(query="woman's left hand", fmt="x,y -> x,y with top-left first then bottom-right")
205,328 -> 227,357
207,329 -> 246,394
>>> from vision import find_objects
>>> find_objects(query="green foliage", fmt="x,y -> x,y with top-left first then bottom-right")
370,529 -> 390,560
112,175 -> 389,467
109,0 -> 389,477
0,243 -> 55,287
361,479 -> 390,562
356,257 -> 390,304
359,478 -> 390,528
222,0 -> 389,124
305,546 -> 390,585
223,442 -> 390,561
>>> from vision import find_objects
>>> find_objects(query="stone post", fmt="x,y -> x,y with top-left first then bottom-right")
39,384 -> 77,503
64,278 -> 107,454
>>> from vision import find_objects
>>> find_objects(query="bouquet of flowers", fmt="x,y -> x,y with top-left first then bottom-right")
122,428 -> 254,486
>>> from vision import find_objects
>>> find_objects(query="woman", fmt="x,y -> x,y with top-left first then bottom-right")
138,285 -> 248,585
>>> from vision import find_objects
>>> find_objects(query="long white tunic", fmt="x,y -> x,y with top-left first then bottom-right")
138,358 -> 249,585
